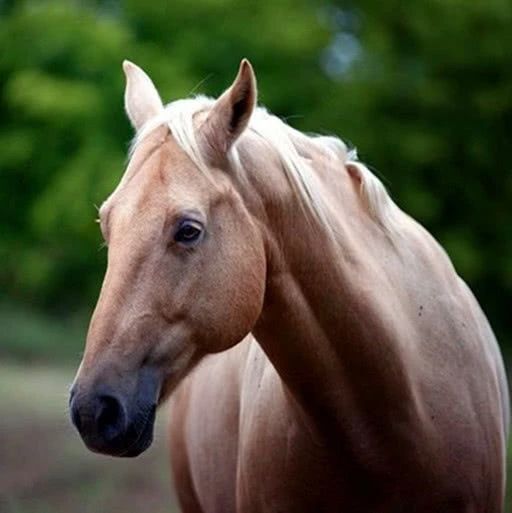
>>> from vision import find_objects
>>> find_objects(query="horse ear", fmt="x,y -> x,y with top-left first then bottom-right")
123,60 -> 164,131
200,59 -> 257,162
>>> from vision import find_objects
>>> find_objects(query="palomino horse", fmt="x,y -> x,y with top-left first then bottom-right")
70,59 -> 509,512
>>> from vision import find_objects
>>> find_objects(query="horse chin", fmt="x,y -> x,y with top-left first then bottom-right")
158,376 -> 180,404
157,349 -> 203,405
117,415 -> 155,458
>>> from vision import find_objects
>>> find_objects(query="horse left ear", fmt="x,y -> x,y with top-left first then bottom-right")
123,60 -> 164,131
200,59 -> 257,162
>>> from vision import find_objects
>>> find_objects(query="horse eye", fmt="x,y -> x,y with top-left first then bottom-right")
174,220 -> 203,245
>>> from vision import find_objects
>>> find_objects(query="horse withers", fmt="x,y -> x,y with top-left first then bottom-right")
69,59 -> 509,512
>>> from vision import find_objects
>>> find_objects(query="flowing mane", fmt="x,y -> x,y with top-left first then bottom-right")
131,95 -> 399,235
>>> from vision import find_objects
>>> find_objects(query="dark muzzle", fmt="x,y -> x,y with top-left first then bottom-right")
69,366 -> 160,457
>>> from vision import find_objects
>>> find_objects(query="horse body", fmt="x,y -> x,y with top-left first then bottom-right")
69,59 -> 509,512
172,326 -> 506,512
169,126 -> 508,512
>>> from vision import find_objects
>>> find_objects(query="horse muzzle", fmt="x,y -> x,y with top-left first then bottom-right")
69,366 -> 160,457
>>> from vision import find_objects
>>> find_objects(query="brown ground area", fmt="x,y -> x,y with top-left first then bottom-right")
0,362 -> 178,513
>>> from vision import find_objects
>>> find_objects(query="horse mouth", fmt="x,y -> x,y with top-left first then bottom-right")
115,405 -> 157,458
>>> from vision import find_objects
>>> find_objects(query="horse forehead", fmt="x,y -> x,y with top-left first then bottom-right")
130,130 -> 191,187
128,134 -> 236,208
112,133 -> 201,209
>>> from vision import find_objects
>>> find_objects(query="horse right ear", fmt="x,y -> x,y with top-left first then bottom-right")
199,59 -> 257,164
123,60 -> 164,131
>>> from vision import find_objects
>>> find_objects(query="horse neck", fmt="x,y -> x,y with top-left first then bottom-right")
238,136 -> 419,447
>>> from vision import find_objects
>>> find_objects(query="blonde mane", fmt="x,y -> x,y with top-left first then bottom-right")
131,96 -> 399,235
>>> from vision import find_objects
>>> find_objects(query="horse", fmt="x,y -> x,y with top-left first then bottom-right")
69,59 -> 509,512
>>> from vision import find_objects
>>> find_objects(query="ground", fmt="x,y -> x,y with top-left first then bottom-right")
0,362 -> 178,513
0,362 -> 510,512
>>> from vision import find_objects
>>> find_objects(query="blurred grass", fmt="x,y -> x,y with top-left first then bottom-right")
0,362 -> 178,513
0,303 -> 88,363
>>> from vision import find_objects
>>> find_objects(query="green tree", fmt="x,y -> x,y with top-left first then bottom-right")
0,0 -> 510,360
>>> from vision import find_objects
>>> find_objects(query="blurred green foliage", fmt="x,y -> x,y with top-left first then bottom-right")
0,0 -> 511,361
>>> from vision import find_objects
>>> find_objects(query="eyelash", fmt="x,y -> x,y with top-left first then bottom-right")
173,220 -> 204,246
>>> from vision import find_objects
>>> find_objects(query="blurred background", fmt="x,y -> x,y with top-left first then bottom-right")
0,0 -> 510,511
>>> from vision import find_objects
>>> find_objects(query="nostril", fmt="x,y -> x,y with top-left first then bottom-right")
96,394 -> 125,442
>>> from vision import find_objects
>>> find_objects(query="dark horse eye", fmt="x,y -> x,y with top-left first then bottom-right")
174,220 -> 203,245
